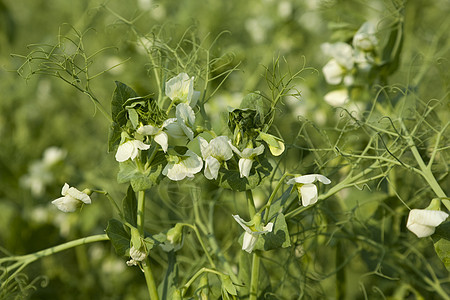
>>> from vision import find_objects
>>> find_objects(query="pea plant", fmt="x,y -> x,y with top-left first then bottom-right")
1,3 -> 449,299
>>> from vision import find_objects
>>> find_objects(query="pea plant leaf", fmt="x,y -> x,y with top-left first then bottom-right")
105,219 -> 130,257
122,185 -> 137,227
216,155 -> 272,191
434,238 -> 450,272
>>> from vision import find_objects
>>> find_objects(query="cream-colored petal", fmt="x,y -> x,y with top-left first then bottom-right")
115,141 -> 134,162
154,132 -> 169,152
61,183 -> 70,195
52,196 -> 82,213
324,89 -> 349,107
263,222 -> 274,233
204,156 -> 220,180
406,209 -> 448,237
242,232 -> 258,253
300,184 -> 318,206
323,59 -> 344,85
232,215 -> 253,234
66,186 -> 91,204
239,158 -> 253,178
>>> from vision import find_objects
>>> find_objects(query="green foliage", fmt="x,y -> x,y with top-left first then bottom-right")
2,0 -> 449,299
105,219 -> 130,257
117,152 -> 165,191
434,238 -> 450,272
216,155 -> 272,191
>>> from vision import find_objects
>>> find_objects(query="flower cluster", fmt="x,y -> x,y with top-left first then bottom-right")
322,22 -> 378,107
21,147 -> 67,196
112,73 -> 272,183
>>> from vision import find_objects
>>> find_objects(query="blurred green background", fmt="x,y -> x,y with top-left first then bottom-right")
1,0 -> 449,299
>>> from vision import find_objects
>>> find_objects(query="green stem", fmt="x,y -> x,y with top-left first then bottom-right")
136,190 -> 159,300
249,253 -> 260,300
143,258 -> 160,300
181,223 -> 216,269
246,190 -> 256,218
2,234 -> 109,287
94,190 -> 123,219
137,191 -> 146,235
262,173 -> 289,223
181,267 -> 223,297
402,123 -> 449,210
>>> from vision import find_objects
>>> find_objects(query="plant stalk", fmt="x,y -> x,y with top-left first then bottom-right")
137,190 -> 160,300
249,252 -> 260,300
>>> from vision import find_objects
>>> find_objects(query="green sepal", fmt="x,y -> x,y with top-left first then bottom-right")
216,155 -> 272,191
105,219 -> 130,257
130,227 -> 141,250
122,185 -> 137,227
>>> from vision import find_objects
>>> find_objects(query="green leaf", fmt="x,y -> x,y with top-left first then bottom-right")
220,274 -> 237,296
239,91 -> 270,125
216,156 -> 272,191
108,121 -> 122,153
433,221 -> 450,241
158,252 -> 179,300
111,81 -> 137,123
254,213 -> 291,251
105,219 -> 130,257
434,238 -> 450,272
122,185 -> 137,227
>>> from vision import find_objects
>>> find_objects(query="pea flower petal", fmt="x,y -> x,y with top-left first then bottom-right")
199,136 -> 233,180
406,209 -> 448,238
162,150 -> 203,181
165,73 -> 200,106
115,139 -> 150,162
287,174 -> 331,207
230,144 -> 265,178
232,214 -> 273,253
51,183 -> 92,213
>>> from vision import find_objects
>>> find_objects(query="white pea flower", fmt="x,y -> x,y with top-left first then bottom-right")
162,150 -> 203,181
51,183 -> 92,213
229,144 -> 265,178
321,42 -> 355,86
353,22 -> 378,52
42,146 -> 67,166
233,214 -> 273,253
165,103 -> 196,146
199,136 -> 233,180
406,209 -> 448,238
324,89 -> 349,107
126,246 -> 148,266
136,119 -> 176,153
287,174 -> 331,207
115,139 -> 150,162
165,73 -> 200,106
